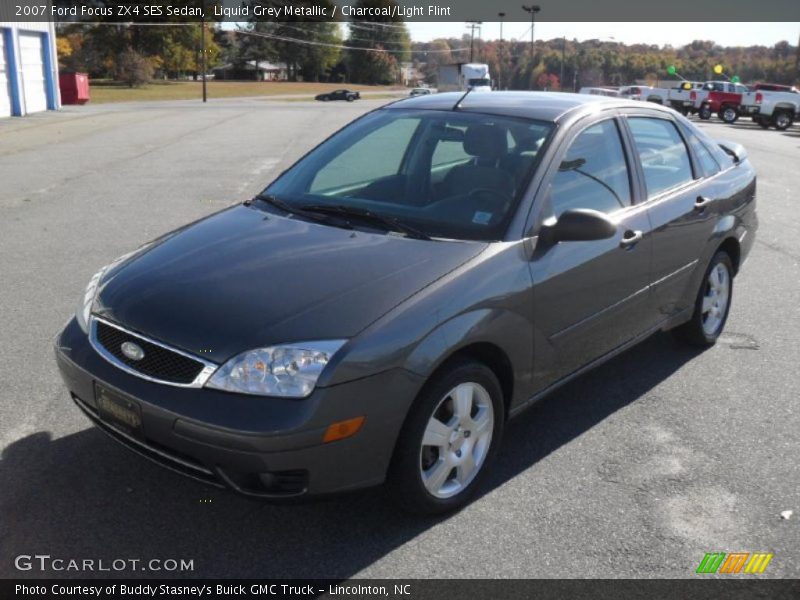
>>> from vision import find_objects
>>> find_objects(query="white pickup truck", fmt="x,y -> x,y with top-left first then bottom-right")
667,82 -> 705,115
739,88 -> 800,130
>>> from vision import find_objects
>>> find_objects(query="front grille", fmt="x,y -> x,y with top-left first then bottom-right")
95,320 -> 205,384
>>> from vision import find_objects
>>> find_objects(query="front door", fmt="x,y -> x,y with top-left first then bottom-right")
528,116 -> 654,391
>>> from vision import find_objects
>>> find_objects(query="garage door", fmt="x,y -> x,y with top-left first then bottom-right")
19,32 -> 47,114
0,32 -> 12,118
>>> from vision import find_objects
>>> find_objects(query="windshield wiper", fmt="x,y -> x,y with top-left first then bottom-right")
249,194 -> 353,229
299,204 -> 432,241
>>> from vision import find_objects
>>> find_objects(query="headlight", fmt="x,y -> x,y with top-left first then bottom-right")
206,341 -> 347,398
75,244 -> 154,333
76,267 -> 105,332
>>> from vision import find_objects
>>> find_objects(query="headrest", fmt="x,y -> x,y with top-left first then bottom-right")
463,124 -> 507,161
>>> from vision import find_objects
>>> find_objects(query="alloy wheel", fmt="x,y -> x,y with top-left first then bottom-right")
701,263 -> 730,336
419,382 -> 494,499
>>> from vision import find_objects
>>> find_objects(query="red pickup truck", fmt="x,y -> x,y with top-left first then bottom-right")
691,81 -> 749,123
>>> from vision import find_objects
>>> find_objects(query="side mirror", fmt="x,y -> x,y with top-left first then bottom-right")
539,209 -> 617,245
718,140 -> 747,164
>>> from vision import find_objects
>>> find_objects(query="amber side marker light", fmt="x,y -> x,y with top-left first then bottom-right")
323,416 -> 365,443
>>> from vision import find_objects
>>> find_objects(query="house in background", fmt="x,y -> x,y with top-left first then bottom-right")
213,61 -> 288,82
0,16 -> 60,118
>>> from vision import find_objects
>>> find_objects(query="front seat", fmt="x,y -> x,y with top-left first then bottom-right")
441,124 -> 514,200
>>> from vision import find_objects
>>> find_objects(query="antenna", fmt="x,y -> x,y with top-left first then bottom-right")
452,87 -> 473,111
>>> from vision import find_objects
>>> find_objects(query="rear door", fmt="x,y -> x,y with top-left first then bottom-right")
528,114 -> 654,388
620,112 -> 717,320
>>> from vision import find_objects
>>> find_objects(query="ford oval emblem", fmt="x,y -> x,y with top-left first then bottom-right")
121,341 -> 145,361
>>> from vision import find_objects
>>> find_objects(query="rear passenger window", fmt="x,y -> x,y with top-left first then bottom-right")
628,118 -> 693,197
689,136 -> 721,177
548,120 -> 631,217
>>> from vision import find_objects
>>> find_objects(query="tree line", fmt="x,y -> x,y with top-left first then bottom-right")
417,37 -> 800,90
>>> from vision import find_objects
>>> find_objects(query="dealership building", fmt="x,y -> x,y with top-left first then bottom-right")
0,16 -> 60,118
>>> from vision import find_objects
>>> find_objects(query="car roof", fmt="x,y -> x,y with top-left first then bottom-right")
385,91 -> 666,122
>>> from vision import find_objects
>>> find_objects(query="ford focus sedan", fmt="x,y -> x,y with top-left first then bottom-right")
55,92 -> 757,514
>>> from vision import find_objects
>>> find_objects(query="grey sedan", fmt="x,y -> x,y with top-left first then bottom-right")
56,92 -> 757,514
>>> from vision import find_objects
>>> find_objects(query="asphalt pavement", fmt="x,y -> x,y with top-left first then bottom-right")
0,98 -> 797,579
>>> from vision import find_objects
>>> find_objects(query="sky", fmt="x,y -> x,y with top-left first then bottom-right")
404,21 -> 800,47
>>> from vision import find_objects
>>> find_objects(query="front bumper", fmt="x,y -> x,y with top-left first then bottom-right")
55,317 -> 422,497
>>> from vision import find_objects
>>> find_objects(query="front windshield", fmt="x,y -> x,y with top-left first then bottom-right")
264,109 -> 554,241
468,78 -> 491,87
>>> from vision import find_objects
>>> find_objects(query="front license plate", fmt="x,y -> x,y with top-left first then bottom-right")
95,384 -> 143,438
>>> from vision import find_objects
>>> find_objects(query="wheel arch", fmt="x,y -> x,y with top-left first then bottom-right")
717,236 -> 742,275
403,309 -> 531,416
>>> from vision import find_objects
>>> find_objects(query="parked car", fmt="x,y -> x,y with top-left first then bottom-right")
692,81 -> 749,123
55,92 -> 757,514
409,87 -> 432,97
315,89 -> 360,102
740,88 -> 799,130
579,87 -> 620,97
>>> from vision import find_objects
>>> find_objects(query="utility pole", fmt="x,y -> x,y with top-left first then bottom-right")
498,13 -> 505,90
466,21 -> 482,62
521,5 -> 541,62
201,0 -> 207,102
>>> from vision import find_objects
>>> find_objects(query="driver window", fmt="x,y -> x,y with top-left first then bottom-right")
548,120 -> 632,217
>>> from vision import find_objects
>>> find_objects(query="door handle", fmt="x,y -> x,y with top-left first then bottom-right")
620,229 -> 643,248
695,196 -> 713,211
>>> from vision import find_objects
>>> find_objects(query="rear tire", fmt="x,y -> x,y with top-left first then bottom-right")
698,105 -> 712,120
772,111 -> 794,131
388,359 -> 504,515
720,106 -> 739,123
672,252 -> 734,347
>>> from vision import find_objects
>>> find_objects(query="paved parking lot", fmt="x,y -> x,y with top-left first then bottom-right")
0,98 -> 798,579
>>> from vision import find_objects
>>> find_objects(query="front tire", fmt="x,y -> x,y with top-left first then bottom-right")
388,359 -> 504,515
672,251 -> 734,347
698,104 -> 712,120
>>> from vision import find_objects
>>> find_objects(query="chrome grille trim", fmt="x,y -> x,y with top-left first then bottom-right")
89,316 -> 218,388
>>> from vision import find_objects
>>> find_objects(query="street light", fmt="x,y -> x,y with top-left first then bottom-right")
521,5 -> 541,61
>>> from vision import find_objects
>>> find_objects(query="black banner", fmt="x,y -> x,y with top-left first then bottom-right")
4,0 -> 800,23
3,579 -> 800,600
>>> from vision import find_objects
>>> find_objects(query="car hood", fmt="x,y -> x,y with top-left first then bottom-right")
94,205 -> 485,364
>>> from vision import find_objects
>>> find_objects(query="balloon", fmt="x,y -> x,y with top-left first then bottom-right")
667,65 -> 676,75
713,64 -> 723,74
731,75 -> 741,83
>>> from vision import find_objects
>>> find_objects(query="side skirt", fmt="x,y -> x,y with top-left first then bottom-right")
509,308 -> 692,419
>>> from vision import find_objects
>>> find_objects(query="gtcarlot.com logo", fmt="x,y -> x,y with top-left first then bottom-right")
14,554 -> 194,572
696,552 -> 773,574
